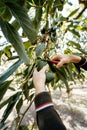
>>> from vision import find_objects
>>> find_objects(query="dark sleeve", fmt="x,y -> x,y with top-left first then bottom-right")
34,92 -> 67,130
75,57 -> 87,70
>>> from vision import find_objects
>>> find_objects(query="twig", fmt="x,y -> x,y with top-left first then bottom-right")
16,95 -> 35,130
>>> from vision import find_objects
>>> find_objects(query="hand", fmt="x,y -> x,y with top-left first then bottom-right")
33,65 -> 49,94
52,54 -> 81,68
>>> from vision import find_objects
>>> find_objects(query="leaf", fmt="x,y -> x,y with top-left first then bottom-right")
8,56 -> 19,61
4,46 -> 12,58
0,59 -> 22,83
48,63 -> 69,91
6,2 -> 37,43
68,28 -> 80,37
46,0 -> 54,14
22,82 -> 29,99
16,97 -> 23,114
1,92 -> 21,122
46,72 -> 55,83
56,69 -> 69,91
19,125 -> 29,130
0,2 -> 6,16
11,19 -> 20,31
37,59 -> 47,71
2,6 -> 12,21
67,8 -> 79,17
24,41 -> 31,50
0,18 -> 29,64
0,95 -> 12,109
33,8 -> 42,30
53,0 -> 64,11
9,87 -> 16,91
36,43 -> 46,57
69,41 -> 81,48
0,80 -> 12,101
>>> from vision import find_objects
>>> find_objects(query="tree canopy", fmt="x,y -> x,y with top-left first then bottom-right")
0,0 -> 87,129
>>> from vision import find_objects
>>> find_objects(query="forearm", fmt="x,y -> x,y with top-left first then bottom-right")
68,55 -> 87,70
74,57 -> 87,70
34,92 -> 67,130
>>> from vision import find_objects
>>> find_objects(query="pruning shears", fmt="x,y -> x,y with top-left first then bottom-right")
39,57 -> 67,66
44,59 -> 59,65
38,57 -> 59,65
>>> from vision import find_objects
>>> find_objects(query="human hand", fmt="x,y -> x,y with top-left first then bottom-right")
51,54 -> 81,68
33,65 -> 49,94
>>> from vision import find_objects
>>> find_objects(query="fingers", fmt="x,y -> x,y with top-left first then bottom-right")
56,61 -> 64,68
51,54 -> 62,61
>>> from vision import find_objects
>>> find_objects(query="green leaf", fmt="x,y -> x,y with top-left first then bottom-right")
33,8 -> 42,30
53,0 -> 64,11
2,6 -> 12,21
11,19 -> 20,31
24,41 -> 32,50
46,72 -> 55,83
56,69 -> 69,91
9,87 -> 16,91
16,97 -> 23,114
36,43 -> 46,57
0,96 -> 13,109
37,59 -> 47,71
1,92 -> 21,122
68,29 -> 80,37
69,41 -> 81,48
46,0 -> 54,14
67,8 -> 79,17
0,59 -> 22,83
0,80 -> 12,101
19,125 -> 29,130
22,82 -> 29,99
0,18 -> 29,64
0,2 -> 6,16
4,46 -> 12,58
7,56 -> 19,61
6,2 -> 37,43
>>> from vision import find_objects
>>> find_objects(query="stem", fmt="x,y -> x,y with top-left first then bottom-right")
31,120 -> 36,130
27,0 -> 47,8
16,95 -> 35,130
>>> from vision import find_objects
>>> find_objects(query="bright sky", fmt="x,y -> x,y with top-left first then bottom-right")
0,0 -> 86,50
62,0 -> 79,17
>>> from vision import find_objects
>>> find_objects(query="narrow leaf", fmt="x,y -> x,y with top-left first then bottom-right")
6,2 -> 37,43
68,8 -> 79,17
33,8 -> 42,30
0,18 -> 29,64
0,80 -> 12,101
36,43 -> 45,57
16,97 -> 23,114
68,29 -> 80,37
0,95 -> 12,109
1,92 -> 21,122
0,59 -> 22,83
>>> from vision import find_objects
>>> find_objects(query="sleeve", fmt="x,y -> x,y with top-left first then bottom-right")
34,92 -> 67,130
75,57 -> 87,70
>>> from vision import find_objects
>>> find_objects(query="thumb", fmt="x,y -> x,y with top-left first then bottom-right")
57,61 -> 64,68
33,68 -> 38,75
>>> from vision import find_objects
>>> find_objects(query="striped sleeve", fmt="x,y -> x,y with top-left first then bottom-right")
34,92 -> 54,112
76,57 -> 87,70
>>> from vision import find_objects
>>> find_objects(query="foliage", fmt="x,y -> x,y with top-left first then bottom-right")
0,0 -> 87,129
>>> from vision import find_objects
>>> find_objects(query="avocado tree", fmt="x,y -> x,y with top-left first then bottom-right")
0,0 -> 87,129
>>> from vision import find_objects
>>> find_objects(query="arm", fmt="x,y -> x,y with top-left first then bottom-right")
33,66 -> 67,130
52,54 -> 87,70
